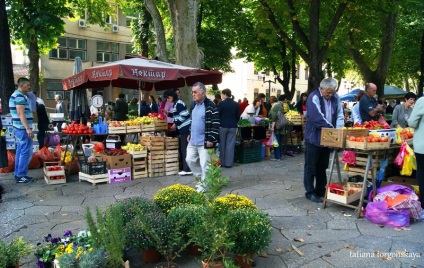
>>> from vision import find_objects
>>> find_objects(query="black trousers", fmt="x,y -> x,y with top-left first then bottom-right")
416,152 -> 424,209
178,133 -> 191,172
304,141 -> 330,197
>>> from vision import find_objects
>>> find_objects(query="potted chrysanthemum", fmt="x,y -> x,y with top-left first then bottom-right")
153,183 -> 205,214
227,208 -> 272,268
213,194 -> 257,214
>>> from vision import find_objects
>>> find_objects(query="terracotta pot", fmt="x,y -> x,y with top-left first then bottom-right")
154,262 -> 180,268
234,253 -> 254,268
187,243 -> 202,256
201,260 -> 225,268
141,248 -> 161,264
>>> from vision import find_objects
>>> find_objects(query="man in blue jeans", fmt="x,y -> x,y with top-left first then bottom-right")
303,78 -> 344,202
9,77 -> 34,183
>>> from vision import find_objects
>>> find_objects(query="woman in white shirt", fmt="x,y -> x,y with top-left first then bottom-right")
240,97 -> 261,119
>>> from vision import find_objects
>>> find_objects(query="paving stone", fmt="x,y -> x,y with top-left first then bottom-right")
0,208 -> 25,224
301,258 -> 335,267
24,205 -> 62,216
272,215 -> 328,230
281,229 -> 361,244
327,218 -> 358,230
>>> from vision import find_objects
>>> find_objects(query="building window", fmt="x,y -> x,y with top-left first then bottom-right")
296,64 -> 300,79
105,5 -> 118,25
126,44 -> 136,55
97,41 -> 119,62
49,37 -> 87,61
125,14 -> 138,27
46,81 -> 70,100
304,67 -> 309,80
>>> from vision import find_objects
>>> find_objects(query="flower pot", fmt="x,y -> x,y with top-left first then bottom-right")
154,262 -> 180,268
235,253 -> 254,268
201,260 -> 225,268
187,243 -> 202,256
141,248 -> 161,264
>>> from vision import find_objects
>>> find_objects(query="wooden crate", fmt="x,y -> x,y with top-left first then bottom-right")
326,182 -> 363,204
345,139 -> 391,150
139,136 -> 165,151
126,125 -> 142,133
129,150 -> 148,158
133,156 -> 147,167
165,150 -> 179,163
320,128 -> 369,148
141,119 -> 168,132
44,162 -> 66,185
79,172 -> 109,185
108,126 -> 127,134
165,161 -> 179,175
133,165 -> 148,179
287,115 -> 303,125
154,119 -> 168,131
148,161 -> 165,177
165,137 -> 179,150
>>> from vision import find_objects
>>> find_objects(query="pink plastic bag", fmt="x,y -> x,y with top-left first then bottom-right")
266,134 -> 274,147
394,141 -> 407,168
341,150 -> 356,165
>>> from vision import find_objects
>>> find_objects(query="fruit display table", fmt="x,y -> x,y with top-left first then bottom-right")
323,145 -> 401,218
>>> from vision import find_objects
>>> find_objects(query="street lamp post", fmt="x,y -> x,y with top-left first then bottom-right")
263,74 -> 278,99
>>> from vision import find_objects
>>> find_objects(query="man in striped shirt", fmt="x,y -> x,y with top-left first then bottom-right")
187,82 -> 220,190
9,77 -> 34,183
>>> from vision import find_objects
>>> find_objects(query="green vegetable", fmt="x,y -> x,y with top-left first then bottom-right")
238,119 -> 252,127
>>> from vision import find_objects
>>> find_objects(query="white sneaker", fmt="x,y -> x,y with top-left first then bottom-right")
185,171 -> 193,175
178,171 -> 188,176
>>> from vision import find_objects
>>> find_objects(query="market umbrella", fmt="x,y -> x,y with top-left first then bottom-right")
339,88 -> 362,102
69,57 -> 89,120
62,57 -> 223,91
384,85 -> 408,98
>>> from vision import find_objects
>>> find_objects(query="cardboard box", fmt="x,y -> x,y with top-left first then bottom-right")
1,115 -> 12,126
108,167 -> 131,183
101,154 -> 132,169
320,128 -> 368,148
6,139 -> 15,150
326,182 -> 363,204
380,176 -> 419,194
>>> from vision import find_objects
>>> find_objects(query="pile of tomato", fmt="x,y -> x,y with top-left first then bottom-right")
147,112 -> 166,120
348,135 -> 389,142
46,166 -> 63,172
353,120 -> 390,130
62,123 -> 94,135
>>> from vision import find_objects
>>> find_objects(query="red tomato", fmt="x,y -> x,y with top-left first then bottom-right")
371,138 -> 379,142
380,137 -> 388,142
349,136 -> 356,141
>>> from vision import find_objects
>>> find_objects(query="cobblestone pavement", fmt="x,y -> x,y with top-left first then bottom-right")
0,153 -> 423,268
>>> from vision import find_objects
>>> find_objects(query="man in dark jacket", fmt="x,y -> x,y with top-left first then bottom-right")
304,78 -> 344,203
138,100 -> 151,116
114,93 -> 128,121
187,82 -> 220,190
218,88 -> 240,168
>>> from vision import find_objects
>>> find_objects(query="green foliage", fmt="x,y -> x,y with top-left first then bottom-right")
228,208 -> 272,255
113,196 -> 159,224
57,247 -> 106,268
196,151 -> 230,202
0,237 -> 31,268
167,204 -> 207,240
124,207 -> 164,250
85,205 -> 125,268
153,183 -> 205,214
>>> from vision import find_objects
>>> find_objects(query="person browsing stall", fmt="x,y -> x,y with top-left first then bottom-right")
359,83 -> 385,122
304,77 -> 344,203
218,88 -> 240,168
390,92 -> 416,128
186,82 -> 220,190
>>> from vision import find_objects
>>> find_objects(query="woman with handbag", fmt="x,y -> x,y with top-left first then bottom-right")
269,95 -> 285,161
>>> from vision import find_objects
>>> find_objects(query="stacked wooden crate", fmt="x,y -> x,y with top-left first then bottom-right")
148,151 -> 165,177
130,150 -> 148,179
346,151 -> 394,179
165,150 -> 179,175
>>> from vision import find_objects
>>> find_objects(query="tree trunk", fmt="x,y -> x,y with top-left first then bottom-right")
28,37 -> 40,94
144,0 -> 168,62
168,0 -> 202,105
418,31 -> 424,97
290,49 -> 297,96
140,6 -> 151,58
0,0 -> 15,114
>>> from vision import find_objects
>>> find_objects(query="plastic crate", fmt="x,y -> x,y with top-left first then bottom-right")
79,159 -> 107,175
234,145 -> 262,163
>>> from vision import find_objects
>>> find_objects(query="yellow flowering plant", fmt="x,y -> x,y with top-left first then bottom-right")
153,183 -> 205,213
214,194 -> 257,214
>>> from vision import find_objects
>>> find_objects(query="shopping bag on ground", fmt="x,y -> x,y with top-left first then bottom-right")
0,150 -> 15,173
365,200 -> 410,227
47,133 -> 60,147
394,141 -> 407,168
29,153 -> 41,169
38,147 -> 55,164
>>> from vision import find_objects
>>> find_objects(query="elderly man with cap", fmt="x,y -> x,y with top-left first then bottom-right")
351,90 -> 365,125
